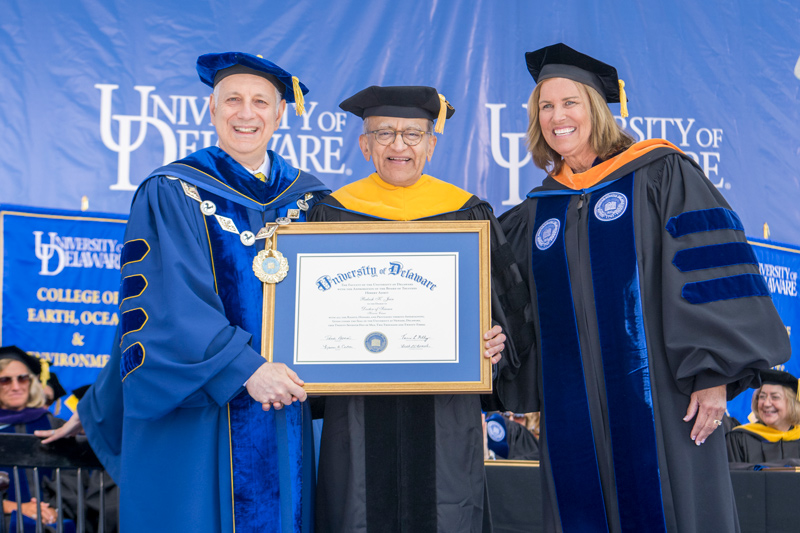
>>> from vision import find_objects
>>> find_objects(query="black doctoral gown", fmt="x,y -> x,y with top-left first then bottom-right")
727,423 -> 800,467
498,139 -> 791,533
308,173 -> 529,533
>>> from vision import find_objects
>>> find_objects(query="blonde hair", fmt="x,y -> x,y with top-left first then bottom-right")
752,384 -> 800,427
0,358 -> 46,409
526,79 -> 634,176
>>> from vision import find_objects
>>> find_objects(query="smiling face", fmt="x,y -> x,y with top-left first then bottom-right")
537,77 -> 597,173
359,116 -> 437,187
0,360 -> 31,411
210,73 -> 286,170
757,384 -> 792,431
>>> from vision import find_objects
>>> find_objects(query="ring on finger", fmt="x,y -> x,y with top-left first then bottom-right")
713,419 -> 722,426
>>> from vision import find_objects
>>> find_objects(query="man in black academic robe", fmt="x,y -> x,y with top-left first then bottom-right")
309,86 -> 529,533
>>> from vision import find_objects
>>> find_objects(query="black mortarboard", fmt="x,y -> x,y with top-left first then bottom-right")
0,345 -> 42,376
196,52 -> 309,115
761,368 -> 800,399
525,43 -> 628,116
44,371 -> 67,400
72,384 -> 91,401
339,86 -> 455,134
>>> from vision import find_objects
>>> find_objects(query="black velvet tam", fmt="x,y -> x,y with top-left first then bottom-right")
0,345 -> 42,375
760,368 -> 799,395
339,85 -> 455,121
196,52 -> 308,103
525,43 -> 622,103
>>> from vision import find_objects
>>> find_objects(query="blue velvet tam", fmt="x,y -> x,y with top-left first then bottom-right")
196,52 -> 309,104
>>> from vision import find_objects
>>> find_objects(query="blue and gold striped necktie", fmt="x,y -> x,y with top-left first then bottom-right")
255,172 -> 267,182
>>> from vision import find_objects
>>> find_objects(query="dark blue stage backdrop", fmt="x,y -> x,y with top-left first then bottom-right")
1,1 -> 797,416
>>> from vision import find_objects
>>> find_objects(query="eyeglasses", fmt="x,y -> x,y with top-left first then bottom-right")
368,129 -> 430,146
0,374 -> 32,386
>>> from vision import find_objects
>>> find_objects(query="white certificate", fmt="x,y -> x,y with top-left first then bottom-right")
293,252 -> 458,364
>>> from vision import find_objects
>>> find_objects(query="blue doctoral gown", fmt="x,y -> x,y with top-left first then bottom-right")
78,148 -> 329,533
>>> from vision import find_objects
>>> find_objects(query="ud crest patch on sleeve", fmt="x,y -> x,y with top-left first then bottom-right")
535,218 -> 561,250
487,420 -> 506,442
594,192 -> 628,221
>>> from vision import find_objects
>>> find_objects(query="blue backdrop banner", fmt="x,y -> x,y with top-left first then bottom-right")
1,1 -> 799,243
727,238 -> 800,423
0,205 -> 127,395
0,1 -> 797,409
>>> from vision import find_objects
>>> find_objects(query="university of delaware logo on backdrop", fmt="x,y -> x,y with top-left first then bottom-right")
535,219 -> 560,251
594,192 -> 628,221
96,84 -> 351,191
34,231 -> 122,276
485,103 -> 731,206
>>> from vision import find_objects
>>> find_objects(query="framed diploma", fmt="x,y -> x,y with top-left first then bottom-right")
260,220 -> 492,394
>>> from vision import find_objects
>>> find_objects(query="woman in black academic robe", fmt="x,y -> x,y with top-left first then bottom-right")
727,369 -> 800,467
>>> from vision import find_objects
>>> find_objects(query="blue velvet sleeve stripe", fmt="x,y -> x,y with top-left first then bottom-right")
672,242 -> 758,272
682,274 -> 770,304
120,308 -> 148,343
120,342 -> 145,381
665,208 -> 744,238
121,239 -> 150,268
120,274 -> 148,304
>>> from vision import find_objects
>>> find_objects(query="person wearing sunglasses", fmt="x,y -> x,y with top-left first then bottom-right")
1,345 -> 73,531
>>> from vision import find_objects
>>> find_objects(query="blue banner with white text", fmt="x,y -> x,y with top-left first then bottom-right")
1,0 -> 799,243
727,238 -> 800,424
0,205 -> 127,395
0,1 -> 797,410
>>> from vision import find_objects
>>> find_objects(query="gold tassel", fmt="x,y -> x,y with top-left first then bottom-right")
618,79 -> 628,118
763,222 -> 771,239
434,94 -> 448,134
40,359 -> 51,386
292,76 -> 305,116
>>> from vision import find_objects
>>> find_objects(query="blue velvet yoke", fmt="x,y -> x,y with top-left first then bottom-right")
528,174 -> 668,532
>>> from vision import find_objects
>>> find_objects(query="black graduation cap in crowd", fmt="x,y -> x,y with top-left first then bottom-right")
525,43 -> 628,117
0,345 -> 42,376
760,368 -> 800,399
72,384 -> 91,401
339,86 -> 455,134
196,52 -> 309,115
46,371 -> 67,400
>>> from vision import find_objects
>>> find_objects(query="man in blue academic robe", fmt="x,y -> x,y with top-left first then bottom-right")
40,52 -> 330,533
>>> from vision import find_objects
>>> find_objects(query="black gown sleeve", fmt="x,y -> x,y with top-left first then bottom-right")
649,153 -> 791,398
495,202 -> 540,413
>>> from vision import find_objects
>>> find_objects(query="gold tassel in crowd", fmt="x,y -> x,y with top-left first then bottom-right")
292,76 -> 305,116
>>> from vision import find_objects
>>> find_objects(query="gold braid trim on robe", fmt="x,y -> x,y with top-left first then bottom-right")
331,173 -> 473,220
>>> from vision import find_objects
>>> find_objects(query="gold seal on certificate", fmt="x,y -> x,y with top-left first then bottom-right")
253,248 -> 289,284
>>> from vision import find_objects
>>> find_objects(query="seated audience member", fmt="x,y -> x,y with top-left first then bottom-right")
727,369 -> 800,466
37,360 -> 67,408
0,345 -> 75,532
485,412 -> 540,460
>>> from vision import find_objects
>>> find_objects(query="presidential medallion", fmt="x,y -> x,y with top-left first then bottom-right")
253,248 -> 289,284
